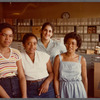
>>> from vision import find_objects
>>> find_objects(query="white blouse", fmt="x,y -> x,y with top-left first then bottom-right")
21,50 -> 50,80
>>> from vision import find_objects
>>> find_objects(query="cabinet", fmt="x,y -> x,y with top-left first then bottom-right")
79,53 -> 100,97
1,18 -> 100,53
94,62 -> 100,98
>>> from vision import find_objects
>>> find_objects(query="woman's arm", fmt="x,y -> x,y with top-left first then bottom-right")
16,59 -> 27,98
39,59 -> 53,96
53,55 -> 60,98
0,85 -> 10,98
81,56 -> 88,96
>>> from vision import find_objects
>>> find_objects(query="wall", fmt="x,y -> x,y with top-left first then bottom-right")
1,2 -> 100,19
0,3 -> 3,18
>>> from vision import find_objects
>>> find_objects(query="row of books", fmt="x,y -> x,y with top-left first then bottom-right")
54,26 -> 99,34
10,42 -> 24,52
81,42 -> 98,50
54,26 -> 74,34
56,18 -> 100,26
80,34 -> 99,42
17,26 -> 32,33
1,18 -> 100,26
17,26 -> 75,34
16,26 -> 100,34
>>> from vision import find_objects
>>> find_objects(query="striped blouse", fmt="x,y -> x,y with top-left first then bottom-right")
0,48 -> 21,78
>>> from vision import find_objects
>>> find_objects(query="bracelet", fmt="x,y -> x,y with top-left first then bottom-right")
56,94 -> 60,98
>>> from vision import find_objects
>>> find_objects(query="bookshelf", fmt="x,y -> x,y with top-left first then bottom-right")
0,18 -> 100,53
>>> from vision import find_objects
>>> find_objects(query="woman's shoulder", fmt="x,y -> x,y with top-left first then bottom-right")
11,47 -> 21,54
37,39 -> 41,43
80,55 -> 86,62
53,40 -> 66,49
55,53 -> 65,60
52,40 -> 61,45
75,54 -> 86,63
10,48 -> 21,59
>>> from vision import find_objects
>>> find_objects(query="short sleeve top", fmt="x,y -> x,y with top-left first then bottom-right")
0,48 -> 21,78
21,50 -> 50,80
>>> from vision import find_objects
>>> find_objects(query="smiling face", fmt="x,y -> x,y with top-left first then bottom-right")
41,25 -> 53,41
65,38 -> 78,53
23,36 -> 37,55
0,28 -> 13,48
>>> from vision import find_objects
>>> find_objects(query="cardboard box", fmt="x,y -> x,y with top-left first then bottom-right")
94,62 -> 100,97
32,26 -> 41,38
86,49 -> 94,54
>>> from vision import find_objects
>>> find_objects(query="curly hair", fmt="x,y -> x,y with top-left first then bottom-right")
64,32 -> 82,51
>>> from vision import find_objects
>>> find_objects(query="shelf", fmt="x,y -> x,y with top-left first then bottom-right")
1,18 -> 100,53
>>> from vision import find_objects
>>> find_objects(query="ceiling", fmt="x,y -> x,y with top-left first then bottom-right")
1,2 -> 61,18
1,2 -> 100,19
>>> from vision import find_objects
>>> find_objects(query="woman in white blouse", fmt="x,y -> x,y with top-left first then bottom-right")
21,33 -> 55,98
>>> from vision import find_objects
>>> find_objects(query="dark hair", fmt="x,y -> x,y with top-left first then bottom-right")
0,23 -> 14,33
41,22 -> 54,38
64,32 -> 82,51
41,22 -> 54,32
22,33 -> 38,44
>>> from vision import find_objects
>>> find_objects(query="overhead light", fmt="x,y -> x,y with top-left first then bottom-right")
12,13 -> 20,15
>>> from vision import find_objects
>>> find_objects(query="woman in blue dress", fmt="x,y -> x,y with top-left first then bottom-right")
54,32 -> 88,98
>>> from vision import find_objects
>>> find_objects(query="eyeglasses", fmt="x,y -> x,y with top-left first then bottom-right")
64,42 -> 77,46
0,32 -> 13,38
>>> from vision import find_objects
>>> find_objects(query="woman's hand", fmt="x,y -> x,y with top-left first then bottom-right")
38,81 -> 49,96
38,59 -> 53,96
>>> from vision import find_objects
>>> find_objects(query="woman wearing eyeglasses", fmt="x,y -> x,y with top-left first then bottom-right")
0,23 -> 27,98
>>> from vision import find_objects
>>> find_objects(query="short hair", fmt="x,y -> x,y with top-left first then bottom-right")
64,32 -> 82,51
0,23 -> 14,33
41,22 -> 54,38
22,33 -> 38,44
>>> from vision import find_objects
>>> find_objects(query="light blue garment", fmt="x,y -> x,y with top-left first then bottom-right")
37,39 -> 66,65
59,55 -> 87,98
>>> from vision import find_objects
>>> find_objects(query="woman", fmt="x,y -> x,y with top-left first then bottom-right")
0,23 -> 27,98
54,32 -> 88,98
37,22 -> 66,65
21,33 -> 55,98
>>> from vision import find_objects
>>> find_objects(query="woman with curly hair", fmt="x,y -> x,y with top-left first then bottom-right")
54,32 -> 88,98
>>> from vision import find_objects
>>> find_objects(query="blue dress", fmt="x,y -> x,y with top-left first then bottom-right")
59,55 -> 87,98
